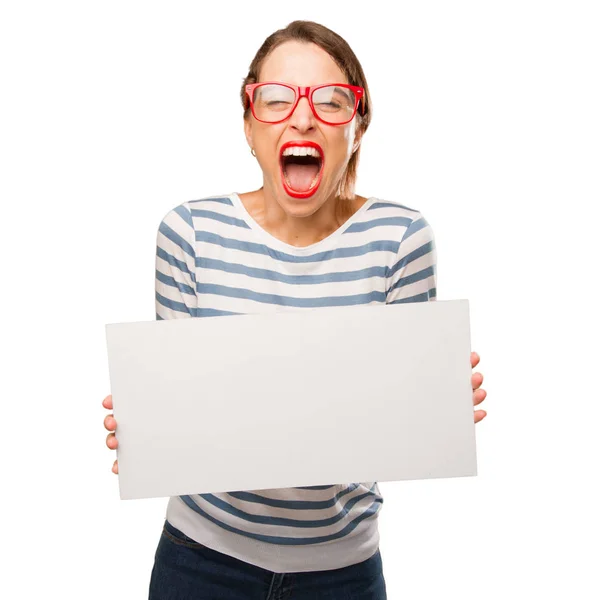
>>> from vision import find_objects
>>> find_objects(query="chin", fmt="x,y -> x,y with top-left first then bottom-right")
278,193 -> 324,217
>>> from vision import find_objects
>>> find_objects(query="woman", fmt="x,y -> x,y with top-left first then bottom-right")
103,20 -> 487,599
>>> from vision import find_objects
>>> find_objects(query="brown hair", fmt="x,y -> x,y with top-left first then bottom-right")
240,20 -> 372,201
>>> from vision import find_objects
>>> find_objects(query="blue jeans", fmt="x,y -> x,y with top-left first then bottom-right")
149,519 -> 387,599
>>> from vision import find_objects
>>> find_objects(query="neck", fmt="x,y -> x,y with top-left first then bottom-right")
241,185 -> 359,247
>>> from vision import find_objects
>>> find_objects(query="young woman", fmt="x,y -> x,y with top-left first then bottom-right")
103,20 -> 487,599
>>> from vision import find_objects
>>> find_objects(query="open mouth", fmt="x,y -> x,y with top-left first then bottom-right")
279,143 -> 324,199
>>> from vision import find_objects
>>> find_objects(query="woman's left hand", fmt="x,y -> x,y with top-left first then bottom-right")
471,351 -> 487,424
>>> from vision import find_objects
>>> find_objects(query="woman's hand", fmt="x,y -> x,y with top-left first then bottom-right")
471,352 -> 487,424
102,394 -> 119,474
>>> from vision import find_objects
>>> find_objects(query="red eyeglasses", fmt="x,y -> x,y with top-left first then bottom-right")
245,82 -> 365,125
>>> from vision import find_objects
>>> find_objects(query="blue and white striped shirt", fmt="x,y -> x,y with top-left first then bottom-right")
155,192 -> 437,572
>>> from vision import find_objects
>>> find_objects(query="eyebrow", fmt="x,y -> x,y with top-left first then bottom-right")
331,87 -> 352,102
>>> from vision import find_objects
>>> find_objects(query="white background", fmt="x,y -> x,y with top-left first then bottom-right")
1,1 -> 598,598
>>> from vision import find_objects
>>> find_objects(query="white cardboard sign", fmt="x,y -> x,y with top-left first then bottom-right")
105,300 -> 477,500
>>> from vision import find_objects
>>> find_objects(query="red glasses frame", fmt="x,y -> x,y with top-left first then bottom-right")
245,82 -> 365,125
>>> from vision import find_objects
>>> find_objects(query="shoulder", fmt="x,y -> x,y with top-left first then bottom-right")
161,194 -> 235,221
369,197 -> 433,229
348,196 -> 431,234
158,194 -> 237,230
362,197 -> 424,221
354,198 -> 436,261
364,197 -> 421,213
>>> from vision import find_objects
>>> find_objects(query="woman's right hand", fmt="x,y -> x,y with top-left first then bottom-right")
102,394 -> 119,474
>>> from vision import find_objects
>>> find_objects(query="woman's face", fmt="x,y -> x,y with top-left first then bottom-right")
244,40 -> 362,218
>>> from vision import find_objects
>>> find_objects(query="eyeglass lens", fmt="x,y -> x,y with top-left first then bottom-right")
252,84 -> 357,124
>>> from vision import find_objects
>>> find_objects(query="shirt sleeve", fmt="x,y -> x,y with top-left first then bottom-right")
386,211 -> 437,304
155,202 -> 198,319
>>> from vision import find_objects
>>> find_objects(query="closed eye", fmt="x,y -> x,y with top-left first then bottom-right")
315,101 -> 344,113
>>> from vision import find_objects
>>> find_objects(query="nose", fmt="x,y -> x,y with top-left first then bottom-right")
288,96 -> 316,133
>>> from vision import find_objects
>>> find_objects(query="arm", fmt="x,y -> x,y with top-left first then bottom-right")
104,203 -> 198,474
155,202 -> 198,320
386,212 -> 437,304
386,213 -> 488,423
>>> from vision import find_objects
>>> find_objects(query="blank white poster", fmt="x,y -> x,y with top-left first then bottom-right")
105,300 -> 476,500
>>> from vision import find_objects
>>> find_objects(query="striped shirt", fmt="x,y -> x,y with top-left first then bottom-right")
155,192 -> 437,572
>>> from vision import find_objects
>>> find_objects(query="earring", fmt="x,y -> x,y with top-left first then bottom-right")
251,148 -> 256,157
